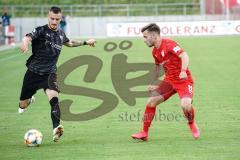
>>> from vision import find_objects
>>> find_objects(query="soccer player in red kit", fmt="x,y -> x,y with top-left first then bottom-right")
131,23 -> 200,141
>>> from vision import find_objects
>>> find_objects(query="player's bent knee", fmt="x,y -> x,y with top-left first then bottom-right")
45,89 -> 59,101
181,98 -> 192,110
147,96 -> 164,106
147,97 -> 155,106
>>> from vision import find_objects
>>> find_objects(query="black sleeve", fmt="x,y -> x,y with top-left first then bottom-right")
26,26 -> 43,40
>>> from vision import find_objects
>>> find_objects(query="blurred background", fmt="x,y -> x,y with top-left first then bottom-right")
0,0 -> 239,45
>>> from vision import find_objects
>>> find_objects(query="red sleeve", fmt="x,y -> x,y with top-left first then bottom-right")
167,40 -> 184,56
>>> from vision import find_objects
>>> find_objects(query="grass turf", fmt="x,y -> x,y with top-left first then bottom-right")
0,36 -> 240,160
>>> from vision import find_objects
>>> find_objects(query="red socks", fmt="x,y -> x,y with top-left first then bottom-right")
183,106 -> 195,124
143,105 -> 156,132
142,105 -> 195,132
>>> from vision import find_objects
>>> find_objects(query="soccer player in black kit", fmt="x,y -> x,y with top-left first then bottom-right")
19,6 -> 96,142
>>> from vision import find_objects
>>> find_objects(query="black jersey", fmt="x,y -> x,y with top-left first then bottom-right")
26,25 -> 69,75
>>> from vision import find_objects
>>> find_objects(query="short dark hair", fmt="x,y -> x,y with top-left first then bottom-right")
141,23 -> 160,35
49,6 -> 61,14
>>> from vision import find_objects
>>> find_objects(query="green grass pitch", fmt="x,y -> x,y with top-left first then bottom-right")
0,36 -> 240,160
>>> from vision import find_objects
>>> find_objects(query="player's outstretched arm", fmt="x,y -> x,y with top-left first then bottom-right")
178,52 -> 189,79
65,39 -> 96,47
20,36 -> 32,53
148,64 -> 161,91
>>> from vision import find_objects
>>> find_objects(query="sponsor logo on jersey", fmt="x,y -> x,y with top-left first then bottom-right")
161,51 -> 165,57
46,40 -> 62,50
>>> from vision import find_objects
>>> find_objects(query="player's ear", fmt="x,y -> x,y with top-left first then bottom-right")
151,32 -> 157,39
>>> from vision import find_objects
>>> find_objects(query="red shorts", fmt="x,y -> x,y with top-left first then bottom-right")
156,79 -> 194,101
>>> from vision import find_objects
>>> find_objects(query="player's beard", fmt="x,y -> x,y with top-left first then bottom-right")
49,23 -> 58,31
146,41 -> 154,47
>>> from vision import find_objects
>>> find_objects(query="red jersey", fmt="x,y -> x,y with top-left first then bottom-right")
152,38 -> 193,82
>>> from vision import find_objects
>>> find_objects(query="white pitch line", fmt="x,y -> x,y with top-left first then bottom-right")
0,54 -> 21,62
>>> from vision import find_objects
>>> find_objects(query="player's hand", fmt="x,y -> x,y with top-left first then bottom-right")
86,39 -> 96,47
20,37 -> 31,53
179,71 -> 188,79
148,85 -> 158,92
20,42 -> 29,53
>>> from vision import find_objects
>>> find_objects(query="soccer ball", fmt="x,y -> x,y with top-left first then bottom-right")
24,129 -> 43,147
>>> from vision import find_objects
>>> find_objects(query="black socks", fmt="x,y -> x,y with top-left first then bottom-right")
49,97 -> 61,129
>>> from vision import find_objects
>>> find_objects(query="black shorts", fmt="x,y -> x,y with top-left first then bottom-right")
20,70 -> 60,100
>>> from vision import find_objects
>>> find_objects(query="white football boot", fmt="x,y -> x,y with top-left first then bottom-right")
53,125 -> 64,142
18,96 -> 35,114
